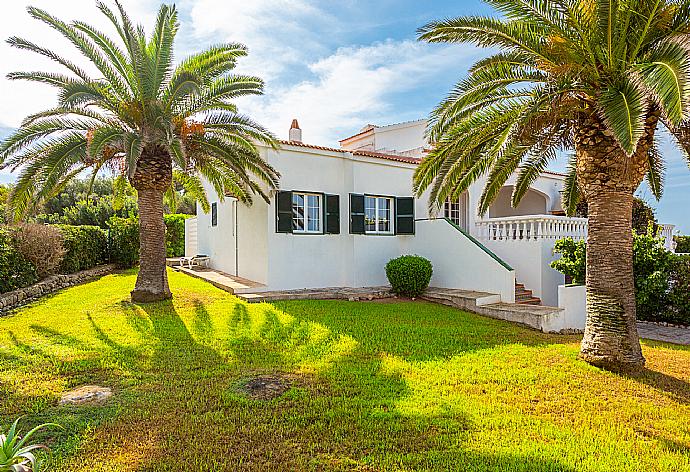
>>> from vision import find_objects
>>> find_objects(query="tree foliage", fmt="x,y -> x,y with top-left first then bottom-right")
0,1 -> 279,221
414,0 -> 690,213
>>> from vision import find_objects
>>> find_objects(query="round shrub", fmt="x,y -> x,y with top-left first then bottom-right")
385,255 -> 433,298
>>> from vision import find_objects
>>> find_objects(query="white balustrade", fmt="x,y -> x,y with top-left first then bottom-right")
476,215 -> 589,241
476,217 -> 677,247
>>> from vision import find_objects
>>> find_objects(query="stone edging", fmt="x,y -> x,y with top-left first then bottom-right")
0,264 -> 116,314
638,320 -> 690,330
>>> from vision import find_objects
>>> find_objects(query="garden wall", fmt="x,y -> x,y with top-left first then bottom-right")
555,284 -> 587,333
0,264 -> 115,313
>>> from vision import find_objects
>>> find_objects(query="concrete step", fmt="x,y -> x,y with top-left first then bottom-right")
422,287 -> 568,333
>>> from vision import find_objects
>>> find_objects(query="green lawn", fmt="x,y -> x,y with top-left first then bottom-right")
1,270 -> 689,471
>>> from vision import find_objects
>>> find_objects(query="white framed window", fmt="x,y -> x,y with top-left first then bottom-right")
444,199 -> 460,225
364,195 -> 393,234
292,192 -> 322,233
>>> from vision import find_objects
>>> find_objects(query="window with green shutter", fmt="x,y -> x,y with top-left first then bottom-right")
275,191 -> 293,233
349,194 -> 365,234
395,197 -> 415,235
325,194 -> 340,234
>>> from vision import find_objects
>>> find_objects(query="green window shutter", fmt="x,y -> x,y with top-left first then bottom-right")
349,193 -> 365,234
276,191 -> 293,233
395,197 -> 415,235
325,194 -> 340,234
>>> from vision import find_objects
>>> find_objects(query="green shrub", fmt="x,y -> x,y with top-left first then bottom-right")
56,225 -> 108,273
633,230 -> 674,321
551,238 -> 587,285
552,231 -> 690,324
0,227 -> 37,293
164,214 -> 188,257
385,255 -> 433,297
667,256 -> 690,324
107,217 -> 139,268
674,235 -> 690,254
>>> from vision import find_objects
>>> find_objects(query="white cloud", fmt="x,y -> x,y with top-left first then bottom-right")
186,0 -> 334,79
239,40 -> 479,145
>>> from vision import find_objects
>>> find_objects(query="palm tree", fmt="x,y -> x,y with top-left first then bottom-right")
415,0 -> 690,371
0,2 -> 279,302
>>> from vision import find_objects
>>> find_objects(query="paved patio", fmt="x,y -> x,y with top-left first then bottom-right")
637,321 -> 690,345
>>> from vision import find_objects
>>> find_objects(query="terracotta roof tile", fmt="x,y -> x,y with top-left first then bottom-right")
277,140 -> 564,175
278,140 -> 421,164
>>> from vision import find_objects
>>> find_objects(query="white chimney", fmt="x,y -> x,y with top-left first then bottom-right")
289,119 -> 302,142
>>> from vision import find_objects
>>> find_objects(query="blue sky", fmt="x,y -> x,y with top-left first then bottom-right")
0,0 -> 688,232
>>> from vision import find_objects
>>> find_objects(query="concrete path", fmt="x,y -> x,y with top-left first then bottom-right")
637,321 -> 690,345
175,267 -> 265,294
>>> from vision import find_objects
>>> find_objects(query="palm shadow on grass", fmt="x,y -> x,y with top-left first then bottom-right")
3,297 -> 579,471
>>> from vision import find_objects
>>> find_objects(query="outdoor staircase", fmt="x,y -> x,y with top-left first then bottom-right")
515,282 -> 541,305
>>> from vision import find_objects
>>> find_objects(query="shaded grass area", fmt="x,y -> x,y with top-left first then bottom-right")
0,270 -> 688,471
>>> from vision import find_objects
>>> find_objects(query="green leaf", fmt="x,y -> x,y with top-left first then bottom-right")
598,79 -> 648,155
638,40 -> 690,125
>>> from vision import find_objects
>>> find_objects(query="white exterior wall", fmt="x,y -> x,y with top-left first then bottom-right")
194,179 -> 269,283
489,186 -> 548,218
264,146 -> 431,290
373,120 -> 427,153
403,219 -> 515,302
556,284 -> 587,332
190,120 -> 578,305
481,239 -> 564,306
184,217 -> 198,257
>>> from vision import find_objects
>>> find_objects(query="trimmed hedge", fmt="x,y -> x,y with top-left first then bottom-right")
107,217 -> 140,269
164,214 -> 189,258
56,225 -> 108,274
386,255 -> 433,298
0,228 -> 37,293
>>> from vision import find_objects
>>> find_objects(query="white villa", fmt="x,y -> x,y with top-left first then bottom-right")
185,119 -> 675,311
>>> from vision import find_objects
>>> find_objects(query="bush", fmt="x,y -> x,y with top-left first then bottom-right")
674,235 -> 690,254
107,216 -> 139,268
551,238 -> 586,285
386,255 -> 433,297
14,224 -> 66,278
0,227 -> 37,293
56,225 -> 108,273
667,256 -> 690,324
164,214 -> 188,257
551,231 -> 690,324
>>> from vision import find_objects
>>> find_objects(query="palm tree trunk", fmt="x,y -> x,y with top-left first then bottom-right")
130,146 -> 173,303
580,189 -> 643,369
131,186 -> 171,302
575,112 -> 657,371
